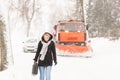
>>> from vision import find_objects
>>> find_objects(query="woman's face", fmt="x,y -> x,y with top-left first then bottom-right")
43,34 -> 50,41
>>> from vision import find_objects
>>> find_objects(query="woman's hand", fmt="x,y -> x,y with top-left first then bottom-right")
34,61 -> 38,64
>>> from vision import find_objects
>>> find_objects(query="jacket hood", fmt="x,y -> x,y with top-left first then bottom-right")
41,32 -> 53,42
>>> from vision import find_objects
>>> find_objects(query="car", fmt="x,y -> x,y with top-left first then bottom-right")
23,38 -> 39,53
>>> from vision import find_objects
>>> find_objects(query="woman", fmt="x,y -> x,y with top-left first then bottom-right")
33,32 -> 57,80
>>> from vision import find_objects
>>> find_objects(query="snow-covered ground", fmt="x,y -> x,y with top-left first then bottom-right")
0,37 -> 120,80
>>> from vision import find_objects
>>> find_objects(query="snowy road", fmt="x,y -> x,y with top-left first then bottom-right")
13,51 -> 120,80
1,38 -> 120,80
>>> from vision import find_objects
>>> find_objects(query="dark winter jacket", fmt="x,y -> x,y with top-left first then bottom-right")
33,33 -> 57,66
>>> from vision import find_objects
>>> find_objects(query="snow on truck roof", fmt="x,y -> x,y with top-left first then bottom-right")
58,20 -> 85,24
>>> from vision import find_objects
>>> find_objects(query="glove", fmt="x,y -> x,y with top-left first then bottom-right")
54,62 -> 57,65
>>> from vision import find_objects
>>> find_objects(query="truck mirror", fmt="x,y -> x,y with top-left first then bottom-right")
54,25 -> 57,30
86,24 -> 89,30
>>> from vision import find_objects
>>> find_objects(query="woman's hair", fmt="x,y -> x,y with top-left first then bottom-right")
41,32 -> 53,42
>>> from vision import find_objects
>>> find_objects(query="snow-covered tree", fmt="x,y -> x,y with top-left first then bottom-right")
0,16 -> 7,71
86,0 -> 120,39
75,0 -> 84,20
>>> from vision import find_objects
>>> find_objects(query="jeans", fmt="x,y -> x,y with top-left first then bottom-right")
39,66 -> 52,80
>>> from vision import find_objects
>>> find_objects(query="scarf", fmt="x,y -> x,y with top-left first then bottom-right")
39,40 -> 51,61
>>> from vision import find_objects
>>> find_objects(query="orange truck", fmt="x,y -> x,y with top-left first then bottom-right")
54,19 -> 92,56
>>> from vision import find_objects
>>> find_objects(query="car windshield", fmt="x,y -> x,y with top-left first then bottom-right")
26,39 -> 37,43
59,23 -> 85,32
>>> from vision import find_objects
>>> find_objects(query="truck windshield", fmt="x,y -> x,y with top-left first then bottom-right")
59,23 -> 85,32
